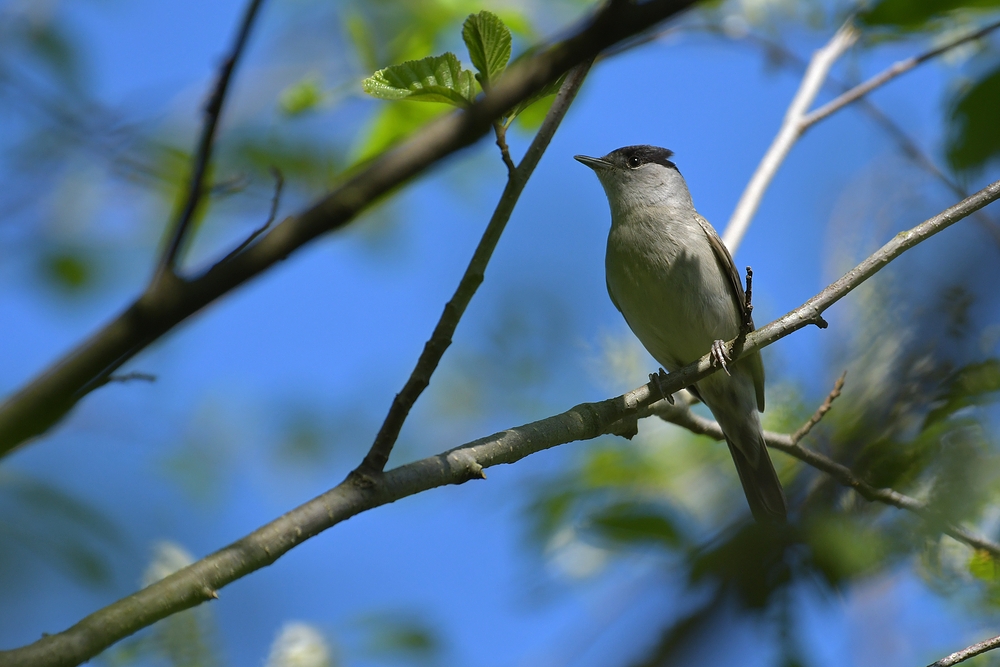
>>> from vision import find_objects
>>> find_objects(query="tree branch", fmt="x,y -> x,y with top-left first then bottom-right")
721,16 -> 1000,254
0,0 -> 699,459
801,16 -> 1000,129
358,62 -> 592,475
154,0 -> 266,279
927,634 -> 1000,667
3,178 -> 996,667
721,21 -> 858,252
648,377 -> 1000,558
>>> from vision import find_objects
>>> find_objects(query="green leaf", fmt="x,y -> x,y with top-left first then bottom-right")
362,52 -> 477,107
588,502 -> 681,547
862,0 -> 1000,28
352,101 -> 449,164
278,76 -> 324,116
43,251 -> 91,290
947,66 -> 1000,173
969,549 -> 998,581
461,10 -> 512,88
503,48 -> 568,124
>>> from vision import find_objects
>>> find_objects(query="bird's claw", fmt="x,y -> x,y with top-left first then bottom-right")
648,367 -> 674,404
711,340 -> 731,376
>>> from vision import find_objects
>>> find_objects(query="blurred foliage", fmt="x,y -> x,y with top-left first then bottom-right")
2,0 -> 1000,666
0,471 -> 123,589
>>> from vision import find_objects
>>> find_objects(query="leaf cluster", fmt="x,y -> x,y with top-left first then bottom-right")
362,11 -> 562,128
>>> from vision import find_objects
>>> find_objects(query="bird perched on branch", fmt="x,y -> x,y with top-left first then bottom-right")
576,145 -> 787,523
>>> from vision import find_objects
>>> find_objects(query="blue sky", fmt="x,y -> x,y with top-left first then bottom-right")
2,1 -> 999,665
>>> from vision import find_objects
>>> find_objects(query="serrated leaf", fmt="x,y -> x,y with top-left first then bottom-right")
947,66 -> 1000,173
362,53 -> 477,107
462,11 -> 511,88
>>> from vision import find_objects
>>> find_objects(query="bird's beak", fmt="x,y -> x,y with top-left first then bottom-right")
574,154 -> 612,170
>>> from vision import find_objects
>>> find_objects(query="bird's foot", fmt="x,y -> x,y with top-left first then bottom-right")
710,340 -> 731,376
648,367 -> 674,404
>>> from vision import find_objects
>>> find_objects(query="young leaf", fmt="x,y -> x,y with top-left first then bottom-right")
362,53 -> 477,107
278,76 -> 324,116
505,71 -> 567,125
461,10 -> 512,88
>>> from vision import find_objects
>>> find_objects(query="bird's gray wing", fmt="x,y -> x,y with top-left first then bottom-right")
693,213 -> 766,412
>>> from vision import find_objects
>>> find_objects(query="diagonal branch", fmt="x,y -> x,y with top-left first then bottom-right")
648,378 -> 1000,558
722,16 -> 1000,254
358,62 -> 593,475
802,16 -> 1000,128
721,21 -> 857,252
3,179 -> 997,667
154,0 -> 266,279
0,0 -> 699,460
927,634 -> 1000,667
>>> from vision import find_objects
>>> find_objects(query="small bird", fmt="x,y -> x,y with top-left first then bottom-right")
576,145 -> 787,523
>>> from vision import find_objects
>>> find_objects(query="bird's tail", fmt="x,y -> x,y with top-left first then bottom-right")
726,437 -> 787,523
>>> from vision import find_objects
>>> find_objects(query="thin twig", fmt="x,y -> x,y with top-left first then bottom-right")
357,61 -> 593,475
154,0 -> 266,279
802,16 -> 1000,128
217,167 -> 284,264
493,122 -> 516,176
928,634 -> 1000,667
4,179 -> 997,667
722,21 -> 858,252
649,374 -> 1000,558
95,372 -> 157,388
790,370 -> 845,444
0,0 -> 700,460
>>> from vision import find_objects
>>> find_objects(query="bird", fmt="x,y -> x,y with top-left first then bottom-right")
575,144 -> 787,523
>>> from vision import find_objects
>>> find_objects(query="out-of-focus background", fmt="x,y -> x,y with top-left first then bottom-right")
2,0 -> 1000,665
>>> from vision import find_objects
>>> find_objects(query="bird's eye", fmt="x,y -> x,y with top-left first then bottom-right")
627,156 -> 642,169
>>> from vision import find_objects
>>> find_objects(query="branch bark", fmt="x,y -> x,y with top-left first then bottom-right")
0,0 -> 699,459
928,634 -> 1000,667
358,61 -> 593,474
3,178 -> 996,667
721,17 -> 1000,254
721,22 -> 858,252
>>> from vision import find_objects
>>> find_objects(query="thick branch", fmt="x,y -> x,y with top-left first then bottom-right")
358,62 -> 593,474
928,634 -> 1000,667
3,180 -> 997,667
155,0 -> 266,278
0,0 -> 698,459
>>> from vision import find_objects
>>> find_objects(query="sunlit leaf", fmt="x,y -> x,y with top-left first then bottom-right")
969,548 -> 999,581
503,48 -> 567,125
946,66 -> 1000,173
279,76 -> 325,117
462,11 -> 511,88
362,53 -> 477,106
346,11 -> 379,72
352,101 -> 448,164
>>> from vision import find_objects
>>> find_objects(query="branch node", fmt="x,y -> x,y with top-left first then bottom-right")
202,587 -> 220,600
814,315 -> 829,329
